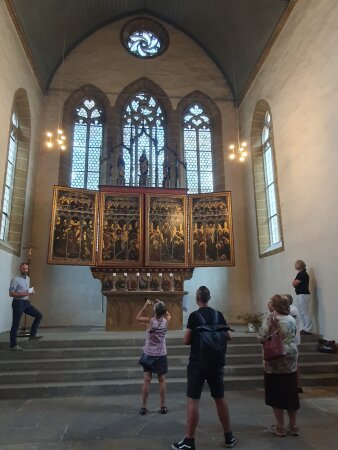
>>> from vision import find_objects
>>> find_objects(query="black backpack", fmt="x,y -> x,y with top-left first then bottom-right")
196,309 -> 230,366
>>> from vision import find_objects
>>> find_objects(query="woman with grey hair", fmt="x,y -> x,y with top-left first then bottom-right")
136,299 -> 171,415
260,294 -> 300,437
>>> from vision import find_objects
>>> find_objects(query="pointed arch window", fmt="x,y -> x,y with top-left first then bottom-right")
71,98 -> 104,190
262,111 -> 280,246
122,91 -> 165,187
251,101 -> 283,256
183,104 -> 213,193
0,112 -> 19,241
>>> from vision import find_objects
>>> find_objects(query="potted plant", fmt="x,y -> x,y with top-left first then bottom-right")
237,312 -> 263,332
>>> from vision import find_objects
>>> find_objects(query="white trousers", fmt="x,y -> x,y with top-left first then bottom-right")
297,294 -> 313,333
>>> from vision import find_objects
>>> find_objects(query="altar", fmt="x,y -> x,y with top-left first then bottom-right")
91,268 -> 193,331
47,184 -> 234,331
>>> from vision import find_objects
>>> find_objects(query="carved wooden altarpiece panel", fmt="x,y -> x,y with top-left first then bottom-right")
189,192 -> 234,266
145,192 -> 188,267
48,186 -> 98,265
97,191 -> 143,267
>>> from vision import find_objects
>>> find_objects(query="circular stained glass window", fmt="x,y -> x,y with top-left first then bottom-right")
121,18 -> 169,59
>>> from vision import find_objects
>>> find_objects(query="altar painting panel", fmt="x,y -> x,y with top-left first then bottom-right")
98,193 -> 143,266
145,193 -> 188,267
48,186 -> 98,265
189,192 -> 234,266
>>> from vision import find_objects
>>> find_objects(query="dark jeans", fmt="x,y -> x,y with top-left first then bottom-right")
10,300 -> 43,347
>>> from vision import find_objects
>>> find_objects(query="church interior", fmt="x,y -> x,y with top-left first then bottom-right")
1,1 -> 338,448
1,0 -> 337,339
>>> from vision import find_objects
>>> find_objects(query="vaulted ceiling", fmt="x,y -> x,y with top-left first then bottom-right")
6,0 -> 296,100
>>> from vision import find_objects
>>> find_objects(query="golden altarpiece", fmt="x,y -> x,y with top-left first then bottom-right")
48,185 -> 234,330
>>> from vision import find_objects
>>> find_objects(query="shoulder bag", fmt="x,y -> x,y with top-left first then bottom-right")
263,315 -> 287,361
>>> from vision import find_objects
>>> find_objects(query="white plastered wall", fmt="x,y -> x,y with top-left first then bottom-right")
29,16 -> 251,327
0,2 -> 43,333
239,0 -> 338,339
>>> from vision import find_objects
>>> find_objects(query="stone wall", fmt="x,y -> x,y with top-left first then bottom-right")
239,0 -> 338,339
0,2 -> 43,333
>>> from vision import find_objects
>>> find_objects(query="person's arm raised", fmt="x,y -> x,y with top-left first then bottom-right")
136,299 -> 152,324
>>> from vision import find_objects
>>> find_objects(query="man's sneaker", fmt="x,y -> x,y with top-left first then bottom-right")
10,345 -> 23,351
29,336 -> 43,340
225,432 -> 237,448
172,437 -> 195,450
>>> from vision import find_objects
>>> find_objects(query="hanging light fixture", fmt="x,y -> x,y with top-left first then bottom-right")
45,130 -> 66,150
228,25 -> 249,163
45,5 -> 68,151
228,141 -> 248,162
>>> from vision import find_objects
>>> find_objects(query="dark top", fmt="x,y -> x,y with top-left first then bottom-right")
294,269 -> 310,295
187,306 -> 227,362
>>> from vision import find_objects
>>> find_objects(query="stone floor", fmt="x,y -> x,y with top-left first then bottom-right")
1,327 -> 337,449
0,386 -> 337,449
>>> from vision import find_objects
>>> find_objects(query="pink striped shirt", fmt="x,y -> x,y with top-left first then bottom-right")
143,317 -> 168,356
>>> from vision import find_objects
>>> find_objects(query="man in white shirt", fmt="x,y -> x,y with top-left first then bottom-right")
9,262 -> 43,350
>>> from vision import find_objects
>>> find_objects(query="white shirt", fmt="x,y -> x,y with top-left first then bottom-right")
290,304 -> 302,345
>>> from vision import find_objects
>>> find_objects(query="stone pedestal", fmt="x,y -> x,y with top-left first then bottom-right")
91,268 -> 194,331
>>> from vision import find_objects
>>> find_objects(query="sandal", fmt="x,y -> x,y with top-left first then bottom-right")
287,426 -> 300,436
269,425 -> 286,437
160,406 -> 168,414
139,407 -> 147,415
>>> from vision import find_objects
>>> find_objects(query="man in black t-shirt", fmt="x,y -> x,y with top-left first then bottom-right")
172,286 -> 236,450
292,259 -> 313,334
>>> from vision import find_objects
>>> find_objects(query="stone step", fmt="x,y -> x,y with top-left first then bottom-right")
0,361 -> 337,384
0,333 -> 320,350
0,341 -> 321,360
0,350 -> 336,373
1,372 -> 338,400
0,348 -> 336,371
0,344 -> 260,359
0,332 -> 335,400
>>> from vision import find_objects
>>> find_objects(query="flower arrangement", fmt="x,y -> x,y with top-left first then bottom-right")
237,312 -> 263,331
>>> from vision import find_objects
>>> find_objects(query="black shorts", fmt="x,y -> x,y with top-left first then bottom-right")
187,361 -> 224,399
142,355 -> 168,375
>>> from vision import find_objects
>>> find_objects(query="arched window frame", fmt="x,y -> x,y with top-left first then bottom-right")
183,103 -> 214,194
70,98 -> 104,190
59,85 -> 110,188
0,112 -> 19,241
0,89 -> 31,256
251,101 -> 283,256
121,90 -> 166,187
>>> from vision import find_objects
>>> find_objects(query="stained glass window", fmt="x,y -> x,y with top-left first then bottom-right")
121,18 -> 169,59
71,98 -> 103,190
0,112 -> 18,240
122,92 -> 165,187
127,31 -> 161,57
183,104 -> 213,194
262,111 -> 280,245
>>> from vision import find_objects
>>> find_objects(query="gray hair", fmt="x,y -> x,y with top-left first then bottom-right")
295,260 -> 306,270
154,301 -> 167,318
282,294 -> 294,305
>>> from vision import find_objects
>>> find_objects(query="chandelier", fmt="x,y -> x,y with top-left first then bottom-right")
45,129 -> 66,150
228,141 -> 248,162
45,6 -> 68,152
228,34 -> 249,163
